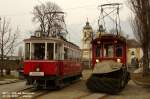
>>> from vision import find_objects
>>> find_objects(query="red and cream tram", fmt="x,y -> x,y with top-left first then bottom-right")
23,36 -> 82,89
86,34 -> 130,94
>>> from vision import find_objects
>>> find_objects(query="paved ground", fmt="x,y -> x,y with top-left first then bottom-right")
37,70 -> 150,99
0,81 -> 27,99
0,79 -> 20,85
0,70 -> 150,99
103,80 -> 150,99
36,80 -> 106,99
36,70 -> 106,99
37,80 -> 150,99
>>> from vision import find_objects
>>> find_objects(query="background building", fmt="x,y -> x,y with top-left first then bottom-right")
81,21 -> 93,68
127,39 -> 143,66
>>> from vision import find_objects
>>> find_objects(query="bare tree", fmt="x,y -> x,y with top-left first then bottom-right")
129,0 -> 150,76
32,2 -> 66,37
0,18 -> 18,76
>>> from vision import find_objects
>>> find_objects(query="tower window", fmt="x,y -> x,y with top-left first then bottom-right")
131,51 -> 135,55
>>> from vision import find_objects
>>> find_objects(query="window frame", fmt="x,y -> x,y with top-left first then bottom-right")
115,45 -> 123,58
103,43 -> 114,58
95,45 -> 102,58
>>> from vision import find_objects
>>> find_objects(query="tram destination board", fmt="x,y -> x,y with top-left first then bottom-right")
29,72 -> 44,76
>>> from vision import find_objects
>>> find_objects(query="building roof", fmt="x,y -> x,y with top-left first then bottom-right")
127,39 -> 141,48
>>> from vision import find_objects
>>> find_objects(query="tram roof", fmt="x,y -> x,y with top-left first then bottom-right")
24,36 -> 80,49
92,34 -> 126,43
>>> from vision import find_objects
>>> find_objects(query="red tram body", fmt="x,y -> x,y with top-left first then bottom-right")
23,37 -> 82,89
92,34 -> 127,66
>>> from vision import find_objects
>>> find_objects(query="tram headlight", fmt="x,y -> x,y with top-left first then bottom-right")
117,58 -> 121,63
36,67 -> 40,72
96,59 -> 99,63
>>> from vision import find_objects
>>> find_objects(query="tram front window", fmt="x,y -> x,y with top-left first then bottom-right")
34,43 -> 45,60
96,45 -> 101,57
104,44 -> 114,58
116,45 -> 123,57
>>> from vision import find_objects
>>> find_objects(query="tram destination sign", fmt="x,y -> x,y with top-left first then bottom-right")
29,72 -> 44,76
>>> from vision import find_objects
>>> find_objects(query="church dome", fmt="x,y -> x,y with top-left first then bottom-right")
83,21 -> 92,30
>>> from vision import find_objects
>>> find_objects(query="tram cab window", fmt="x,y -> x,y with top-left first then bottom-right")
96,45 -> 101,57
116,45 -> 123,57
104,44 -> 114,58
25,43 -> 30,60
34,43 -> 45,60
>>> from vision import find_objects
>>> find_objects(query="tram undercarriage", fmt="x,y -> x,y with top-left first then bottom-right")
25,74 -> 82,89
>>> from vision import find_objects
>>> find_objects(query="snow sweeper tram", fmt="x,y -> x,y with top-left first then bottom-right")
86,3 -> 130,94
86,34 -> 130,94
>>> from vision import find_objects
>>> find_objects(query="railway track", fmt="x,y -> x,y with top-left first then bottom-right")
0,80 -> 23,86
31,90 -> 50,99
76,93 -> 107,99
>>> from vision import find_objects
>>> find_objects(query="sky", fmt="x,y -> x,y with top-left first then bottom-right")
0,0 -> 134,55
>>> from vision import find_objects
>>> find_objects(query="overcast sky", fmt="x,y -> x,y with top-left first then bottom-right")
0,0 -> 134,54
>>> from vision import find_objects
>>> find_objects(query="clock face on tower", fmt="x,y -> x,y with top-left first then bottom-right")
87,32 -> 90,38
83,30 -> 91,41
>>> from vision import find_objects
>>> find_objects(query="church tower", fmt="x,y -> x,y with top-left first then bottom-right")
81,20 -> 93,67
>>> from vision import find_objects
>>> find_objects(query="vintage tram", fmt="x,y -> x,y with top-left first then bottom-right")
86,34 -> 130,94
23,36 -> 82,89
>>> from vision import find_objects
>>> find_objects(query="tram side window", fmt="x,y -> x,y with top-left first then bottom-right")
64,47 -> 68,59
47,43 -> 54,60
77,51 -> 81,61
104,44 -> 114,58
55,44 -> 61,60
116,45 -> 123,57
96,46 -> 101,57
25,43 -> 30,60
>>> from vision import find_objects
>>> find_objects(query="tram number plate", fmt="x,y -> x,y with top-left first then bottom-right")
29,72 -> 44,76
